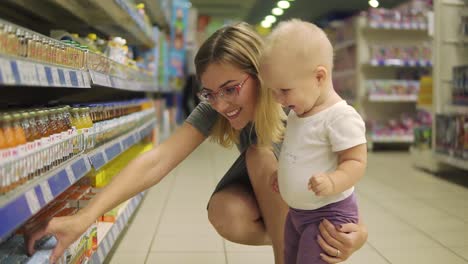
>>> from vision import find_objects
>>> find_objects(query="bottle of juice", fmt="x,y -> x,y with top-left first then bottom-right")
82,107 -> 94,128
71,108 -> 83,129
20,112 -> 36,142
0,122 -> 6,150
12,113 -> 27,184
36,110 -> 50,138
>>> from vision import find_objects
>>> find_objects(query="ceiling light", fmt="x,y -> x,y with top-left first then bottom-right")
261,20 -> 272,28
368,0 -> 379,8
278,1 -> 290,9
265,15 -> 277,24
272,7 -> 284,16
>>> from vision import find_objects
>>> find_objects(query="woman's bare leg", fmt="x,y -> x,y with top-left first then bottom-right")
246,146 -> 289,264
207,184 -> 271,245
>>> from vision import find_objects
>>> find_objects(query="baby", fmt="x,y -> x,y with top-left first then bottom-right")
259,19 -> 367,264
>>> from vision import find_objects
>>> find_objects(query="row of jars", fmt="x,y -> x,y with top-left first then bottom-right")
0,106 -> 94,150
0,21 -> 88,70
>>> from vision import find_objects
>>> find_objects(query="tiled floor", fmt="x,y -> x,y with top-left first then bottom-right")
106,141 -> 468,264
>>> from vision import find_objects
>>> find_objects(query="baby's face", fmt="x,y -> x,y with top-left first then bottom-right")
260,55 -> 320,117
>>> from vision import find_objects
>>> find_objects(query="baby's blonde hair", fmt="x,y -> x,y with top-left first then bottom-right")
194,22 -> 286,148
263,19 -> 334,72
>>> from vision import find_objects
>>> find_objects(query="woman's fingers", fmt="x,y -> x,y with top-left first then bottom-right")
318,219 -> 343,249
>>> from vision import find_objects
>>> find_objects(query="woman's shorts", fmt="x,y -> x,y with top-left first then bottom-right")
210,142 -> 282,196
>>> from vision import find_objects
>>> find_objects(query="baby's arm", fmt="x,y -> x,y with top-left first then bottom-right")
309,144 -> 367,196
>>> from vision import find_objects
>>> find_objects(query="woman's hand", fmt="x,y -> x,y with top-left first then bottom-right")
25,215 -> 90,264
317,219 -> 368,263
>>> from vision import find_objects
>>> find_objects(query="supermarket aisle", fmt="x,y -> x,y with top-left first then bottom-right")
107,141 -> 468,264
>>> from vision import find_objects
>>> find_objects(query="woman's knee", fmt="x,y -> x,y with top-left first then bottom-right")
207,185 -> 259,236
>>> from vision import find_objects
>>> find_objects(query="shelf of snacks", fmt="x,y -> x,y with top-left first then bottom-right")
366,79 -> 420,102
366,1 -> 430,30
0,19 -> 157,92
140,0 -> 170,30
0,100 -> 156,242
432,0 -> 468,170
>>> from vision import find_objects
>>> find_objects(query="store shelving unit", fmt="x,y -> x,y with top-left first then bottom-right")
354,15 -> 432,148
432,0 -> 468,171
0,0 -> 169,262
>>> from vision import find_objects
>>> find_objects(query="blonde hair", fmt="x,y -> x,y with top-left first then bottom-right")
194,22 -> 285,148
263,19 -> 334,72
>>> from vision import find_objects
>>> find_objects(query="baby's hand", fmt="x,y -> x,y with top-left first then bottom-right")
308,173 -> 334,196
271,174 -> 280,193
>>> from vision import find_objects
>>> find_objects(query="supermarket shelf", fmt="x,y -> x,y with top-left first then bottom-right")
0,56 -> 90,88
88,118 -> 157,170
368,94 -> 418,102
334,40 -> 356,52
368,59 -> 432,67
0,55 -> 158,92
434,153 -> 468,171
2,0 -> 154,48
0,155 -> 92,242
371,134 -> 414,143
90,192 -> 145,263
91,0 -> 154,47
443,104 -> 468,114
141,0 -> 170,30
88,70 -> 158,92
367,22 -> 428,31
333,69 -> 356,79
410,147 -> 441,172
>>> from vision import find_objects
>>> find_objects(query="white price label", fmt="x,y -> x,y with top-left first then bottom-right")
103,238 -> 111,253
65,166 -> 75,184
25,189 -> 41,214
82,71 -> 90,87
97,248 -> 105,262
84,158 -> 91,171
63,69 -> 72,86
35,64 -> 49,86
0,57 -> 15,84
111,227 -> 118,240
40,181 -> 54,203
76,71 -> 84,87
51,67 -> 60,86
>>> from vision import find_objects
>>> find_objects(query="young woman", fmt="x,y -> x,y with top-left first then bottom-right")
27,22 -> 367,264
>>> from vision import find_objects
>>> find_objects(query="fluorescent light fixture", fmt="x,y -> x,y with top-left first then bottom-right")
278,0 -> 290,9
261,20 -> 272,28
368,0 -> 379,8
265,15 -> 277,24
272,7 -> 284,16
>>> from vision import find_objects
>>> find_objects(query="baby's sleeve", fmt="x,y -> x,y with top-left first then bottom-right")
327,108 -> 367,152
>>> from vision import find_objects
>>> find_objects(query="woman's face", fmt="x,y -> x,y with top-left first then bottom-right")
200,62 -> 258,130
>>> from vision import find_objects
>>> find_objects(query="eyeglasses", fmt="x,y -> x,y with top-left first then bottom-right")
197,75 -> 250,104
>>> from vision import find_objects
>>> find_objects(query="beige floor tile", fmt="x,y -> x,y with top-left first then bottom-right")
368,229 -> 440,249
226,252 -> 274,264
224,240 -> 273,252
450,247 -> 468,261
106,252 -> 147,264
345,244 -> 390,264
429,230 -> 468,247
112,227 -> 156,253
377,247 -> 468,264
145,252 -> 226,264
151,234 -> 224,252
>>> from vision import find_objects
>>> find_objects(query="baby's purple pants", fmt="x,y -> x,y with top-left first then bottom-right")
284,193 -> 359,264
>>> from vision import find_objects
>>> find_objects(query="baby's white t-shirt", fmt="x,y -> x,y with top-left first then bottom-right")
278,101 -> 366,210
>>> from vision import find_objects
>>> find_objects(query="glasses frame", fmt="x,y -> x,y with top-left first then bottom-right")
197,75 -> 250,104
